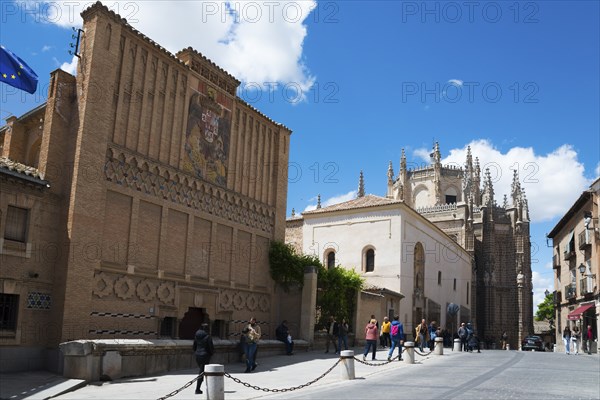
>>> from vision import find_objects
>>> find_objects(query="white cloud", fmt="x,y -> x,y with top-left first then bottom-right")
32,0 -> 316,99
41,45 -> 52,52
442,139 -> 590,222
59,55 -> 78,75
595,162 -> 600,177
447,79 -> 463,87
413,148 -> 432,163
304,190 -> 357,212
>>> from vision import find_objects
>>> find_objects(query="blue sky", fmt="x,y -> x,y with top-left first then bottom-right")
1,1 -> 599,312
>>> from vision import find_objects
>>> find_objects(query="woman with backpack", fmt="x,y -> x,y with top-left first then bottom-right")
387,315 -> 404,361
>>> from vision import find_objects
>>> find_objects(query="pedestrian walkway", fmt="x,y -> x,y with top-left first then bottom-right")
0,370 -> 85,400
53,346 -> 439,399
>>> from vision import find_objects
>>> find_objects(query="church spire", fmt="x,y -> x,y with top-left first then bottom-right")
357,171 -> 365,197
481,167 -> 495,207
386,161 -> 394,199
511,169 -> 522,207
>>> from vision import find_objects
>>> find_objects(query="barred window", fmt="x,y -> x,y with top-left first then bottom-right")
4,206 -> 29,243
326,251 -> 335,269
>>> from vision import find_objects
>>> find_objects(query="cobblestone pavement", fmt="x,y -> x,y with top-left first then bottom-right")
269,350 -> 600,400
51,348 -> 599,400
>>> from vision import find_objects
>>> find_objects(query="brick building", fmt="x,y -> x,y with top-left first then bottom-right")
547,178 -> 599,354
0,3 -> 293,372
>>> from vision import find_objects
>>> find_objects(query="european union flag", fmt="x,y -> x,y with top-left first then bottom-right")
0,45 -> 38,94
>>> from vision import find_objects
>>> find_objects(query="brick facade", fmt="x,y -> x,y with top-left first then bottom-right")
0,3 -> 295,372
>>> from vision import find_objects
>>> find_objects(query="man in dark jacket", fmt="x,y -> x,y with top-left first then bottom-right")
275,320 -> 294,355
193,323 -> 214,394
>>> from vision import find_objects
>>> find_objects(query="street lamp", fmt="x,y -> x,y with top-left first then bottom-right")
578,263 -> 587,275
545,289 -> 550,297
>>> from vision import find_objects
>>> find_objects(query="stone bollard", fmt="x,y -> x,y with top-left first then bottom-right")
205,364 -> 224,400
434,337 -> 444,355
506,344 -> 510,351
453,338 -> 462,352
404,341 -> 415,364
340,350 -> 355,380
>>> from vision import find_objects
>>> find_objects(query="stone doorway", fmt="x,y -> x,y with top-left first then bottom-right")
179,307 -> 209,339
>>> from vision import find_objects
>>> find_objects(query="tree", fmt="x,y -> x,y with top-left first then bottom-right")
535,293 -> 554,323
316,265 -> 363,329
269,241 -> 321,292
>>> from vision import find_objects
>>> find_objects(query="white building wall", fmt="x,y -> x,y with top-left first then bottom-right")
302,205 -> 471,333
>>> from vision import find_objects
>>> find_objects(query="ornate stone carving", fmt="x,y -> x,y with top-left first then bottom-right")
136,279 -> 157,302
104,147 -> 274,233
114,276 -> 135,300
93,272 -> 114,298
157,282 -> 175,304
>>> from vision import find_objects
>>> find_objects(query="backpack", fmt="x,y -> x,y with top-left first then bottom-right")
391,323 -> 402,339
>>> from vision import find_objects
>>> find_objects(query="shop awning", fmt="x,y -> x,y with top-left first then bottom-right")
567,303 -> 595,320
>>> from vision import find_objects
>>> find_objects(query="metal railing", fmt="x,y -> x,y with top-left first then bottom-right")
564,284 -> 576,300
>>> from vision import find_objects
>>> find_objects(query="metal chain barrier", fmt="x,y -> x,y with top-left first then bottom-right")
156,373 -> 202,400
224,358 -> 341,393
353,356 -> 394,366
414,348 -> 433,356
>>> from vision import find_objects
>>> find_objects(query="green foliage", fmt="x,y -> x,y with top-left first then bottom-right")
269,241 -> 321,292
316,266 -> 364,329
535,293 -> 554,322
268,241 -> 364,328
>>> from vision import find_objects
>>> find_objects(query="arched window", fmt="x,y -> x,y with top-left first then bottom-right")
365,249 -> 375,272
414,243 -> 425,292
326,251 -> 335,269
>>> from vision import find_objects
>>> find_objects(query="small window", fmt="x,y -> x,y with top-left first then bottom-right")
0,293 -> 19,331
327,251 -> 335,269
453,278 -> 457,291
445,195 -> 457,204
438,271 -> 442,285
366,249 -> 375,272
466,282 -> 469,304
160,317 -> 176,338
4,206 -> 29,243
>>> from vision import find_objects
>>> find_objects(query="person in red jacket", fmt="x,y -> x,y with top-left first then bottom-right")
362,319 -> 378,361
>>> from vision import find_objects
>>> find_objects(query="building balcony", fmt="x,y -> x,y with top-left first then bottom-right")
564,250 -> 576,261
580,277 -> 594,296
552,255 -> 560,269
564,284 -> 576,300
578,231 -> 591,249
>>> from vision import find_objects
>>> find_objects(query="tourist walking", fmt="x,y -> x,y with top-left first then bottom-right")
243,317 -> 261,372
562,326 -> 571,355
192,323 -> 214,394
387,315 -> 404,361
337,318 -> 349,354
571,325 -> 580,355
362,318 -> 378,361
501,331 -> 508,350
325,315 -> 339,353
428,321 -> 437,350
584,325 -> 595,355
380,316 -> 391,348
415,319 -> 429,352
458,322 -> 468,351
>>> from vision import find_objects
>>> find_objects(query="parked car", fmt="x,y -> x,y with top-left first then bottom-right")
521,335 -> 544,351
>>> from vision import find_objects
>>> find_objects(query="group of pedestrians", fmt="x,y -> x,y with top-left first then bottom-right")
563,324 -> 596,355
457,322 -> 480,352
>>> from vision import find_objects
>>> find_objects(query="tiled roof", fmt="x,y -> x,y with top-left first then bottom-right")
0,157 -> 47,184
303,194 -> 403,215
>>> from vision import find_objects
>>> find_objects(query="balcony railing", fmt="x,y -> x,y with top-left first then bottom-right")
580,277 -> 594,296
578,231 -> 591,249
564,250 -> 575,261
553,255 -> 560,269
564,283 -> 576,300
